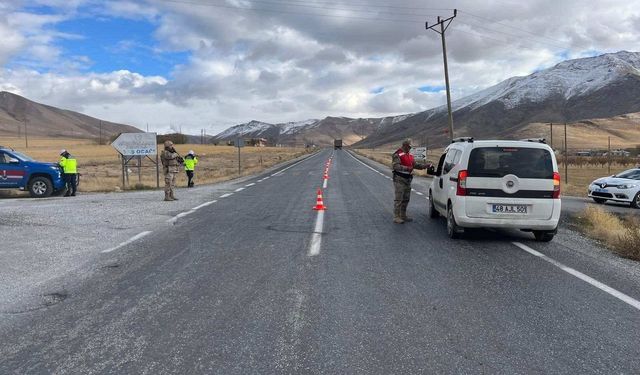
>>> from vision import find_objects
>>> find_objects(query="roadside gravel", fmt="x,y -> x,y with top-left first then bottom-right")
0,154 -> 312,314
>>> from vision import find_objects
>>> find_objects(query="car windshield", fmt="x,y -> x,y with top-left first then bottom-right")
468,147 -> 554,179
10,151 -> 34,162
614,169 -> 640,180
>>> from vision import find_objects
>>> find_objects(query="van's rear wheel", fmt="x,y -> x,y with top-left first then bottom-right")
447,206 -> 462,239
28,177 -> 53,198
533,230 -> 555,242
592,197 -> 607,204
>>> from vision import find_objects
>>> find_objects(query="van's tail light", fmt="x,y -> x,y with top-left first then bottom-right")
553,172 -> 561,198
457,170 -> 468,196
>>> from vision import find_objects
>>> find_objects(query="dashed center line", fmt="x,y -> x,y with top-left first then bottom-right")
220,193 -> 233,198
235,187 -> 245,192
192,200 -> 217,210
102,231 -> 153,254
308,210 -> 325,257
245,183 -> 256,187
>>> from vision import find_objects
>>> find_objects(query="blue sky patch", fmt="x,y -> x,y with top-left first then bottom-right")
418,85 -> 445,93
370,86 -> 384,94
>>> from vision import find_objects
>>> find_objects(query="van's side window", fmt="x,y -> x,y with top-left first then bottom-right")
442,149 -> 460,175
0,152 -> 6,164
435,153 -> 447,176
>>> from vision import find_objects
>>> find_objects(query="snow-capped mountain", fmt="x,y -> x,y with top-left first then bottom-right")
357,50 -> 640,148
214,115 -> 409,146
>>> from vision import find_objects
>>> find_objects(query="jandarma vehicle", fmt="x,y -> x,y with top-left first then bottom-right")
588,168 -> 640,208
0,145 -> 66,197
427,138 -> 561,241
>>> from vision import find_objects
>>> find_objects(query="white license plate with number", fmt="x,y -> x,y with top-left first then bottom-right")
595,188 -> 608,193
492,204 -> 527,214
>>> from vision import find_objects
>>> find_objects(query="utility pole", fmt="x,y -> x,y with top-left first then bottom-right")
24,119 -> 29,148
608,136 -> 611,175
426,9 -> 457,142
549,122 -> 553,150
99,120 -> 102,145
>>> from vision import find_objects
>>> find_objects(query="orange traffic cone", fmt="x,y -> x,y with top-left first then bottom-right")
313,188 -> 327,210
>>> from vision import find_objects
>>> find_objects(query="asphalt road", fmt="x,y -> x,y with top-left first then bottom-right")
1,149 -> 639,374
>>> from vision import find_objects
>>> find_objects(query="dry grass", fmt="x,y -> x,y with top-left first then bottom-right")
578,206 -> 640,261
1,137 -> 313,192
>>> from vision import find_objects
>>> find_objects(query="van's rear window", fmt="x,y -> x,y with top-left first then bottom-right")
467,147 -> 554,179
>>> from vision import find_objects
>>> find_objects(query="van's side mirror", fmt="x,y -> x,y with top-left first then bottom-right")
427,165 -> 437,176
8,157 -> 19,164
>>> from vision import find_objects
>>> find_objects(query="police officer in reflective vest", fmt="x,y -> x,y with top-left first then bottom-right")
184,150 -> 198,187
160,140 -> 183,201
59,149 -> 78,197
392,139 -> 427,223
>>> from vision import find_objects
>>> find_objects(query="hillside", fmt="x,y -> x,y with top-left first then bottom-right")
0,91 -> 141,139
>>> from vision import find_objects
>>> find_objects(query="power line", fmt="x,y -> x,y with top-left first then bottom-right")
158,0 -> 427,23
459,10 -> 568,46
457,17 -> 567,50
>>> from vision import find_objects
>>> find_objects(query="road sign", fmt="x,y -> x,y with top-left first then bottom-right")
236,138 -> 245,148
111,133 -> 157,156
411,146 -> 427,161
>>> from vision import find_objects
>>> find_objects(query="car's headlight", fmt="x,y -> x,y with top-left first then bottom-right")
617,184 -> 637,190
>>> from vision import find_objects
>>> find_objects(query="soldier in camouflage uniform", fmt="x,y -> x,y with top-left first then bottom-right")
392,138 -> 428,224
160,140 -> 183,201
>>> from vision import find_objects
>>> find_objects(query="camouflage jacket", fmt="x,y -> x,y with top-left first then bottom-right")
161,149 -> 180,173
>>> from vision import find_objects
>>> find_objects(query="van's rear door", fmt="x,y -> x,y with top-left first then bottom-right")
463,146 -> 556,219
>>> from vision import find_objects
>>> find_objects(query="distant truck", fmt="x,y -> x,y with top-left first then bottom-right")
0,146 -> 66,197
334,139 -> 343,150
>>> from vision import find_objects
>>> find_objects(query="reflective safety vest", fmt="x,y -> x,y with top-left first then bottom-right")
184,156 -> 198,171
395,148 -> 414,173
59,156 -> 77,174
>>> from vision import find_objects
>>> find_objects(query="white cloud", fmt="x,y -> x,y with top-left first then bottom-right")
1,0 -> 639,135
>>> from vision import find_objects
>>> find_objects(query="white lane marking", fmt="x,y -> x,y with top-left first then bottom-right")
347,150 -> 383,174
257,179 -> 263,182
166,209 -> 197,224
102,231 -> 153,254
235,187 -> 245,192
415,191 -> 424,196
245,183 -> 256,187
263,176 -> 270,180
513,242 -> 640,311
308,210 -> 325,257
192,200 -> 217,210
220,193 -> 233,198
322,178 -> 328,189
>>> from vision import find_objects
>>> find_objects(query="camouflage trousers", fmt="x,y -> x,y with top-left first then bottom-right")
393,174 -> 412,218
164,172 -> 177,198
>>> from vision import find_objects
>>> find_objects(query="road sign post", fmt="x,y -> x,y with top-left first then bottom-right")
111,133 -> 159,189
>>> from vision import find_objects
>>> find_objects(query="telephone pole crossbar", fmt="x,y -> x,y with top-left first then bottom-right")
426,9 -> 457,142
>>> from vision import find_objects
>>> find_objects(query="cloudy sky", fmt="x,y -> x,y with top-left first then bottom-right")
1,0 -> 639,134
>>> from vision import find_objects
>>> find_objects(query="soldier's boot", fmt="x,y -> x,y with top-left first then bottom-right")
401,210 -> 413,222
393,207 -> 404,224
164,192 -> 173,201
170,192 -> 178,201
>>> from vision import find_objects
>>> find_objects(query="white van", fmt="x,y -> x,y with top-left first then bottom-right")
427,138 -> 561,241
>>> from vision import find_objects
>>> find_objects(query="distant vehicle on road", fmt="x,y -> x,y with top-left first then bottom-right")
588,168 -> 640,208
427,138 -> 561,241
0,146 -> 66,197
334,139 -> 342,150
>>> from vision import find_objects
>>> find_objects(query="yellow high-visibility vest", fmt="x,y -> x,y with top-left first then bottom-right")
59,156 -> 77,174
184,156 -> 198,171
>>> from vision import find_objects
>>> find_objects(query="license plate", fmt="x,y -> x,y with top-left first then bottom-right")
595,188 -> 608,193
492,204 -> 527,214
